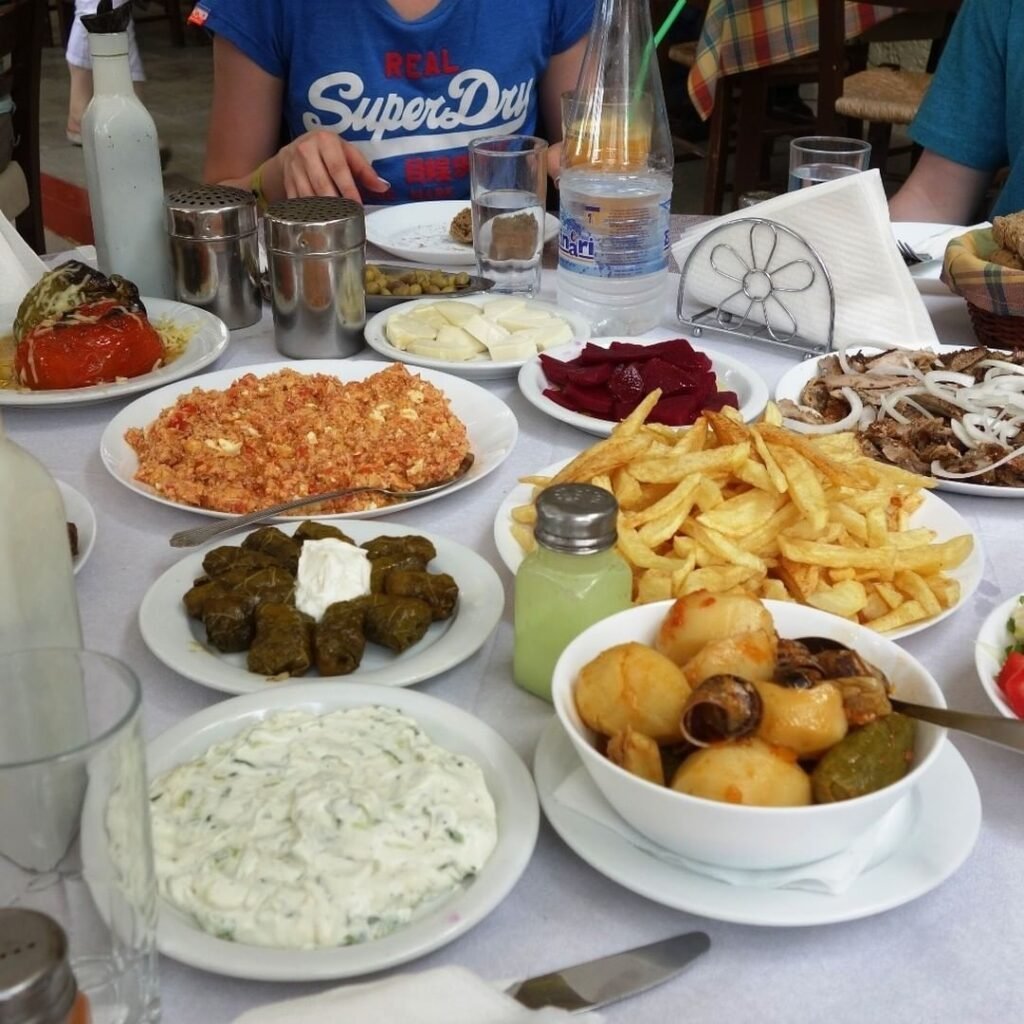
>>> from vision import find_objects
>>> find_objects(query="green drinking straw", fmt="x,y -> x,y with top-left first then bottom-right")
634,0 -> 689,104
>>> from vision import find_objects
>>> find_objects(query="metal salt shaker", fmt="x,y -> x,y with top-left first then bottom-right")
0,910 -> 78,1024
164,184 -> 262,329
263,196 -> 366,359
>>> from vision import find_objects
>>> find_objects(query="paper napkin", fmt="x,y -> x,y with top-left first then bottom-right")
671,170 -> 939,350
232,966 -> 605,1024
0,210 -> 45,310
554,765 -> 914,895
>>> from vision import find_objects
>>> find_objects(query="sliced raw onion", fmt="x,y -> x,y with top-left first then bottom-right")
783,387 -> 863,434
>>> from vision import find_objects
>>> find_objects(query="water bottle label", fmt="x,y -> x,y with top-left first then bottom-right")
559,196 -> 670,279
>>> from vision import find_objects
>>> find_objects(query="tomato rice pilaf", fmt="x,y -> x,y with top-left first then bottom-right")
125,364 -> 471,514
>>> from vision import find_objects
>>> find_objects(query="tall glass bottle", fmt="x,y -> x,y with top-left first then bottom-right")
513,484 -> 633,700
81,0 -> 173,298
557,0 -> 674,335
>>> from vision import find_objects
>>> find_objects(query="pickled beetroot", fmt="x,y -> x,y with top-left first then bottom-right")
539,338 -> 739,426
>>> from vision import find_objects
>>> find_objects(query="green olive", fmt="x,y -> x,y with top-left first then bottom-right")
364,265 -> 475,296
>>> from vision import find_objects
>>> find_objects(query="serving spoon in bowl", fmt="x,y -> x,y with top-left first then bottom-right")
169,456 -> 474,548
886,699 -> 1024,755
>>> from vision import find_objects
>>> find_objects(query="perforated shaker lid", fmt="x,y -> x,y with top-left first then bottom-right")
263,197 -> 365,256
534,483 -> 619,553
0,910 -> 77,1024
164,184 -> 258,239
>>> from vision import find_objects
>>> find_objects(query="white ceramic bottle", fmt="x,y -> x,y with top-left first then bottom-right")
81,3 -> 173,298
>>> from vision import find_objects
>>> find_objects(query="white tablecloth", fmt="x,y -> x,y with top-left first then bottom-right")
5,263 -> 1023,1024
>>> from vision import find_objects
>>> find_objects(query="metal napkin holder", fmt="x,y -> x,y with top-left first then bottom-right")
676,218 -> 837,357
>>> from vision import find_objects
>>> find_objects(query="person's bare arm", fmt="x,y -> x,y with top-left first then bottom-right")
203,36 -> 388,202
203,37 -> 283,189
538,34 -> 588,180
889,151 -> 994,224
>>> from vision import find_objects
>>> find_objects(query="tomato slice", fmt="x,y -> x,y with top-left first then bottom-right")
1001,674 -> 1024,718
996,652 -> 1024,717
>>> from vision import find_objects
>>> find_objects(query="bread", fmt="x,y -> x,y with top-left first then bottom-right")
990,247 -> 1024,271
992,211 -> 1024,262
449,207 -> 473,245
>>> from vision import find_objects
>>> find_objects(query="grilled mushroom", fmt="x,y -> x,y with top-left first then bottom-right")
680,675 -> 763,747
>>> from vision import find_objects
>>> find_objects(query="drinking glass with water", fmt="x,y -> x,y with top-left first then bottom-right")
468,136 -> 548,296
788,136 -> 871,191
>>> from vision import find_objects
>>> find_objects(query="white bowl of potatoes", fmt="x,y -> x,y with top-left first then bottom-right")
550,593 -> 947,870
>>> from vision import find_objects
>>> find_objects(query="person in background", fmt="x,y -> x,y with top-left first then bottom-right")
65,0 -> 145,145
889,0 -> 1023,225
190,0 -> 593,205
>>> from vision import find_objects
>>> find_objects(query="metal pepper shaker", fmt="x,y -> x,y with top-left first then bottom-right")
164,184 -> 262,330
263,196 -> 366,359
0,910 -> 79,1024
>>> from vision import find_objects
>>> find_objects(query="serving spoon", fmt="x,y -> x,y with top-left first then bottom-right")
169,457 -> 474,548
887,699 -> 1024,755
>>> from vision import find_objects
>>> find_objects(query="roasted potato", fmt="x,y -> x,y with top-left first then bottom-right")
753,680 -> 848,758
681,628 -> 778,688
655,591 -> 775,665
671,737 -> 812,807
575,642 -> 691,743
607,727 -> 665,786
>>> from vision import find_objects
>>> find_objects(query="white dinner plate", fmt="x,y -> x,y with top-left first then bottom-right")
139,519 -> 505,695
146,682 -> 539,981
365,200 -> 559,267
100,360 -> 518,520
774,345 -> 1024,498
974,594 -> 1023,718
534,717 -> 979,928
0,299 -> 230,407
365,294 -> 591,381
57,480 -> 96,575
518,330 -> 770,436
492,456 -> 983,641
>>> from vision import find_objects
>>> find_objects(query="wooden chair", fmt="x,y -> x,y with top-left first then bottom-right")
668,40 -> 823,214
816,0 -> 962,172
0,0 -> 46,253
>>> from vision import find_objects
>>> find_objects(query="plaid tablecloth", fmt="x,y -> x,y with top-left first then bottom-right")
687,1 -> 900,120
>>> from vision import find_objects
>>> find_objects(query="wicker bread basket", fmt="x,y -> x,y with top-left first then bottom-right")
942,227 -> 1024,350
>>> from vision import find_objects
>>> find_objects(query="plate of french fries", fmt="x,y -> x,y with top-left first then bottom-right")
494,394 -> 983,640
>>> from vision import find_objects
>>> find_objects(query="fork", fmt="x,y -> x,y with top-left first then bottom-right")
169,476 -> 468,548
897,239 -> 932,266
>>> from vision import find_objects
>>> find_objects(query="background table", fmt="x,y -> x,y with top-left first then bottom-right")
688,1 -> 899,119
6,229 -> 1023,1023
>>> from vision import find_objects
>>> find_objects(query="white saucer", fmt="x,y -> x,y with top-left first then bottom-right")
533,718 -> 980,928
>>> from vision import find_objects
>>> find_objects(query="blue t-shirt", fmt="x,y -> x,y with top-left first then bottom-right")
909,0 -> 1024,218
194,0 -> 593,203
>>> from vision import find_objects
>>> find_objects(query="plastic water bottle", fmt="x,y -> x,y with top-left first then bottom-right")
557,0 -> 675,336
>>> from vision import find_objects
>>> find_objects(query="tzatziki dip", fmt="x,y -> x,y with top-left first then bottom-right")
149,706 -> 498,948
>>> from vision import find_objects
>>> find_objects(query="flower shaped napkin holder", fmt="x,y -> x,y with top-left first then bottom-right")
676,218 -> 836,357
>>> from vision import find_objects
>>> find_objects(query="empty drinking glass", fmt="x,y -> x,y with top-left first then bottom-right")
0,649 -> 160,1024
788,136 -> 871,191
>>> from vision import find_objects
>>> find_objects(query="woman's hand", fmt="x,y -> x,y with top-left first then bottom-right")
274,130 -> 390,201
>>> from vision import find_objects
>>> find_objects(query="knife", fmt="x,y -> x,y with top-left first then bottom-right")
506,931 -> 711,1014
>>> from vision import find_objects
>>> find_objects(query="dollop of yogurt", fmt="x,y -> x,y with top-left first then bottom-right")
149,707 -> 498,949
294,538 -> 370,620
